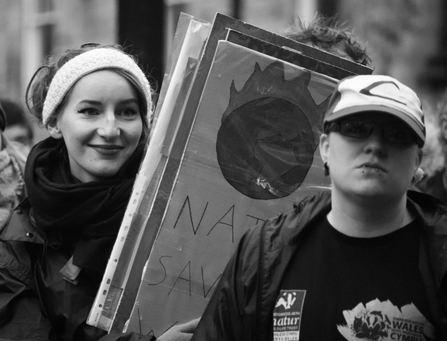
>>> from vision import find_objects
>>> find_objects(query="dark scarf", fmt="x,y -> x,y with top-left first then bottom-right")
25,137 -> 145,273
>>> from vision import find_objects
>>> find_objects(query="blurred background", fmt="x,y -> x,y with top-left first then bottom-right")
0,0 -> 446,144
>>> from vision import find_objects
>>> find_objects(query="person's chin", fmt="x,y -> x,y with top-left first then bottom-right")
355,188 -> 396,202
91,163 -> 122,179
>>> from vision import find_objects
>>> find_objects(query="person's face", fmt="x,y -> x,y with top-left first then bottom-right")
319,112 -> 422,203
48,70 -> 143,183
4,125 -> 33,154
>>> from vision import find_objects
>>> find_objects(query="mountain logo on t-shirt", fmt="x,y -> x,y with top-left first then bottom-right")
337,299 -> 436,341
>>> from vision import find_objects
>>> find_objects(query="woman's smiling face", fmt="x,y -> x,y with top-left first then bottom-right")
48,70 -> 143,182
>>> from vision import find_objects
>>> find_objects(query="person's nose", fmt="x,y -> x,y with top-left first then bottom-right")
364,126 -> 386,155
97,112 -> 120,139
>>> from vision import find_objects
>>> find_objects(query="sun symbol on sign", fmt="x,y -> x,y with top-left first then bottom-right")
216,61 -> 328,200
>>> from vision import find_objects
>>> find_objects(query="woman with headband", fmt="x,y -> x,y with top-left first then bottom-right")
0,44 -> 198,341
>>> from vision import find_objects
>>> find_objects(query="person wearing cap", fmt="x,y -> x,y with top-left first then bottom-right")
0,44 -> 198,341
192,74 -> 447,341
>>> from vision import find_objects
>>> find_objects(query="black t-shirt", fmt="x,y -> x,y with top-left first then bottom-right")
275,217 -> 436,341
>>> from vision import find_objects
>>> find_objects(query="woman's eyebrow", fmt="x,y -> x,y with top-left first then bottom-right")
78,98 -> 139,105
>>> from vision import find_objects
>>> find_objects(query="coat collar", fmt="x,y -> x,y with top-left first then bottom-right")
407,190 -> 447,284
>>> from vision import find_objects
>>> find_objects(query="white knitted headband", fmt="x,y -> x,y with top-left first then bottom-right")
42,48 -> 153,125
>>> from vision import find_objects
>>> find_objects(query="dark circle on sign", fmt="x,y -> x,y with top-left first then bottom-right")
216,97 -> 315,200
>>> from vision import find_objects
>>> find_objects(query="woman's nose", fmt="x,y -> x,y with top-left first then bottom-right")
364,127 -> 386,154
97,113 -> 120,139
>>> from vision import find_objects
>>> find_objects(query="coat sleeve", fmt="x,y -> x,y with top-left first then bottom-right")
192,226 -> 262,341
0,240 -> 159,341
0,241 -> 53,340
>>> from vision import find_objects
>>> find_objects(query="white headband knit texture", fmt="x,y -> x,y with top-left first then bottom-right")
42,48 -> 153,125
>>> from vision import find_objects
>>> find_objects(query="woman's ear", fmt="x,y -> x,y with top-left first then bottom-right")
47,123 -> 63,139
417,148 -> 423,166
414,147 -> 423,172
319,133 -> 330,163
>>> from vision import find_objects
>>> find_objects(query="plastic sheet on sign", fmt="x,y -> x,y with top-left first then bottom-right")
87,12 -> 211,332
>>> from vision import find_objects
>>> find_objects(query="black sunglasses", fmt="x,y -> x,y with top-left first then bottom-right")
325,120 -> 421,146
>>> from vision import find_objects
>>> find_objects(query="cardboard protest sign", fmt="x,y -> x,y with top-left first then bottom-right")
124,40 -> 339,335
225,29 -> 358,80
88,12 -> 373,335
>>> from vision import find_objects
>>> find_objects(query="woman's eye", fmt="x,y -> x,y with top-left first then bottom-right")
78,108 -> 99,116
120,109 -> 139,117
346,122 -> 366,133
389,127 -> 412,141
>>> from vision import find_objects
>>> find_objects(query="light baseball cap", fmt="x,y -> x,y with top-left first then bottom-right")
323,75 -> 425,145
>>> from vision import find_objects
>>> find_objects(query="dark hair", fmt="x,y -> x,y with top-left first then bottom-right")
25,43 -> 152,140
285,14 -> 371,67
0,98 -> 34,141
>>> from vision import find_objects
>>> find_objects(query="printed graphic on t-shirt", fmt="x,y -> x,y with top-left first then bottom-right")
273,290 -> 306,341
337,299 -> 436,341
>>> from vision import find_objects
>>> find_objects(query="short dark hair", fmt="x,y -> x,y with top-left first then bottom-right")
284,14 -> 371,67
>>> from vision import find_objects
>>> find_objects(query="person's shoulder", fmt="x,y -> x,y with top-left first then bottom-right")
272,190 -> 330,228
244,190 -> 331,251
1,199 -> 44,245
408,190 -> 447,238
408,189 -> 447,211
0,201 -> 39,286
409,190 -> 447,284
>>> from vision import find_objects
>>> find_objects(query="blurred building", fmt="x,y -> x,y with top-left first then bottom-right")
0,0 -> 300,104
0,0 -> 445,141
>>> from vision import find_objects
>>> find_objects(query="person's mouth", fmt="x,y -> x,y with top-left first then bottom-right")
359,162 -> 387,173
88,144 -> 124,155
